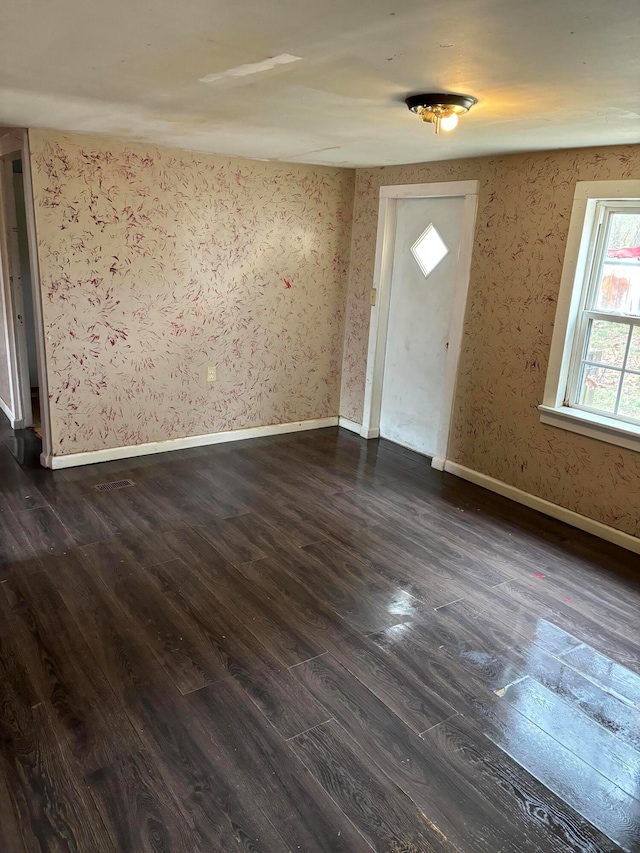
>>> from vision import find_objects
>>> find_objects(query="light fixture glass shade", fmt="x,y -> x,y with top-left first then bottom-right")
440,112 -> 459,131
406,93 -> 477,135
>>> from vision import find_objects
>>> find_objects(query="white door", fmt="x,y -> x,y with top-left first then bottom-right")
379,195 -> 467,456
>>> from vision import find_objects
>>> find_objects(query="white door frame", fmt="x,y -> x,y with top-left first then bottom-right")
0,148 -> 33,428
361,180 -> 479,470
0,129 -> 53,464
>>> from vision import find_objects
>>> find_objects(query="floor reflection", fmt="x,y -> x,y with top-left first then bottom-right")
494,618 -> 640,849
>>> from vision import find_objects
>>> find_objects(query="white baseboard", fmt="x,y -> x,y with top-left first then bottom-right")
338,417 -> 362,435
360,427 -> 379,439
430,456 -> 446,471
337,416 -> 379,440
444,460 -> 640,555
44,417 -> 339,470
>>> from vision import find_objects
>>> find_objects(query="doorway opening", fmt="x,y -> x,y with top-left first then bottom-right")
11,157 -> 41,436
362,181 -> 479,469
0,132 -> 50,467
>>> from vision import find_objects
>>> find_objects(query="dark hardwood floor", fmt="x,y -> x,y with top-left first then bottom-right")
1,414 -> 639,852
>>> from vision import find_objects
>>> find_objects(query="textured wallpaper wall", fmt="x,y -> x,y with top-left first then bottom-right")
29,130 -> 354,455
341,145 -> 640,537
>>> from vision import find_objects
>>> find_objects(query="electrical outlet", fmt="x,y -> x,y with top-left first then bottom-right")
207,366 -> 217,383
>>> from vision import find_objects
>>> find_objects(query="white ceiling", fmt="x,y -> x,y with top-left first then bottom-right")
1,0 -> 639,167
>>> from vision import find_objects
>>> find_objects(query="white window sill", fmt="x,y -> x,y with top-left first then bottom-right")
539,404 -> 640,452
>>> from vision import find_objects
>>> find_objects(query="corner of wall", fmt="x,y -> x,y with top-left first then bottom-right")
338,168 -> 360,421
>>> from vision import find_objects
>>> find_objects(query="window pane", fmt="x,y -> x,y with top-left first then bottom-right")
585,319 -> 629,367
410,224 -> 448,278
577,365 -> 621,413
627,325 -> 640,372
618,373 -> 640,420
595,212 -> 640,315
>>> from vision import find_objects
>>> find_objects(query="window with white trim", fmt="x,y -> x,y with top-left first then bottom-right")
569,204 -> 640,421
541,182 -> 640,451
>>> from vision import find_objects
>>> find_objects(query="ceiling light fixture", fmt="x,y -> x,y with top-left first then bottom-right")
406,93 -> 477,134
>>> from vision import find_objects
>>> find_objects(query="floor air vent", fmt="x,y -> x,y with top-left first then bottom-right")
93,479 -> 135,492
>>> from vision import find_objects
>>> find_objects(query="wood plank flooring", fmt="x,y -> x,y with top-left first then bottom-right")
1,416 -> 640,852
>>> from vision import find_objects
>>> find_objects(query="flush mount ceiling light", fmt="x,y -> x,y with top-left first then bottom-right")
406,93 -> 477,134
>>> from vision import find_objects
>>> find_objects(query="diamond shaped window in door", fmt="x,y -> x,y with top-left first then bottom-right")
411,224 -> 449,278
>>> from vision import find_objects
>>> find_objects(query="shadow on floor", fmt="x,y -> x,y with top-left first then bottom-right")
1,411 -> 42,468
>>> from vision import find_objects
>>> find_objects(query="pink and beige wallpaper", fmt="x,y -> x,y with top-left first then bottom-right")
341,145 -> 640,538
29,130 -> 354,455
